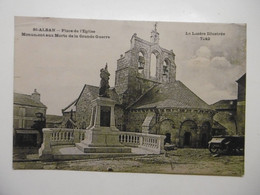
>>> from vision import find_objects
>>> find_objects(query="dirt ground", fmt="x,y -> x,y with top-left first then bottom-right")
13,148 -> 244,176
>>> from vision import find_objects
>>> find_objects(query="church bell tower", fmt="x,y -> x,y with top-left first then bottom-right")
115,23 -> 176,105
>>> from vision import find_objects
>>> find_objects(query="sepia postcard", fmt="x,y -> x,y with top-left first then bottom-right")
13,16 -> 246,176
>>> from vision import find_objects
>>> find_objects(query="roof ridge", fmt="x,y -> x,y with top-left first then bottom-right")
84,84 -> 99,88
14,92 -> 31,96
14,92 -> 47,108
46,114 -> 63,117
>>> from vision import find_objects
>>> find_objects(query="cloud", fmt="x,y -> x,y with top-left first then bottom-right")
179,46 -> 245,104
211,57 -> 232,69
196,46 -> 211,59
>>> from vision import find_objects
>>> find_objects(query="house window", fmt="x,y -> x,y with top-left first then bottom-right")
18,107 -> 26,128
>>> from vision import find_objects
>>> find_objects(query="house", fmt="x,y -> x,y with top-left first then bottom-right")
211,99 -> 237,135
13,89 -> 47,146
211,73 -> 246,136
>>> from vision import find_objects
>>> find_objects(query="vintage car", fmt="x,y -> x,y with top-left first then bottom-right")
208,135 -> 244,154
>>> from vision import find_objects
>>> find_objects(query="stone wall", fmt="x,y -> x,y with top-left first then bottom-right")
126,108 -> 214,147
74,85 -> 125,130
75,87 -> 93,129
114,105 -> 124,131
115,59 -> 130,95
126,110 -> 147,132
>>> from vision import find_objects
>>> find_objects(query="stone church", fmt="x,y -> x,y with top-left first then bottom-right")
62,25 -> 216,148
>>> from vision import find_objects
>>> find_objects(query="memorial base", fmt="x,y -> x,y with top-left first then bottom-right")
76,127 -> 131,153
76,96 -> 131,154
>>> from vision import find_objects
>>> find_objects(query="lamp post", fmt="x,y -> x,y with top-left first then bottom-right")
32,112 -> 46,146
35,112 -> 46,128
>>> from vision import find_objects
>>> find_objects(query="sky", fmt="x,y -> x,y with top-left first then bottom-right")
14,17 -> 246,115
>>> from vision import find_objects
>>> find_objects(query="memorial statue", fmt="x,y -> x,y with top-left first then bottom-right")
99,63 -> 110,98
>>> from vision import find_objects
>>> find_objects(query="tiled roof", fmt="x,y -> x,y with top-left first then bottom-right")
211,99 -> 237,110
85,85 -> 99,99
131,81 -> 210,110
212,120 -> 226,130
14,93 -> 47,108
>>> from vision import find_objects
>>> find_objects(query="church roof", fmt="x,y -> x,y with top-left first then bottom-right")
212,120 -> 226,130
211,99 -> 237,110
74,84 -> 99,106
131,81 -> 210,110
14,93 -> 47,108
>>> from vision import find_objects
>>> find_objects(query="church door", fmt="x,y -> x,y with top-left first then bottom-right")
184,132 -> 191,146
164,133 -> 171,144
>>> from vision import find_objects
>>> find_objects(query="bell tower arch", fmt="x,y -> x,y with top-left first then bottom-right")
115,24 -> 177,105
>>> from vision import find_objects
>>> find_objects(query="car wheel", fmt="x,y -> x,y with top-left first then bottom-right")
209,144 -> 219,154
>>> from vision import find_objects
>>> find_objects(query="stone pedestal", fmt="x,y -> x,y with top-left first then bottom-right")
39,128 -> 53,160
76,97 -> 131,153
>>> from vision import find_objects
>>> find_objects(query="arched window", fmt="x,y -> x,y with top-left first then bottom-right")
162,59 -> 169,82
138,52 -> 145,74
150,53 -> 157,78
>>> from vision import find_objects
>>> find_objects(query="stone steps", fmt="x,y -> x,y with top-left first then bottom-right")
53,152 -> 141,161
76,142 -> 131,153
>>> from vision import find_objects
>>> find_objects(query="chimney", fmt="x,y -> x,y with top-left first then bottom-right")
31,89 -> 40,102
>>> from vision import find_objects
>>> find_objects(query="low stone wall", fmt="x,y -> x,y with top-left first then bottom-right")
39,128 -> 165,160
50,128 -> 85,146
39,128 -> 85,160
119,131 -> 165,154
